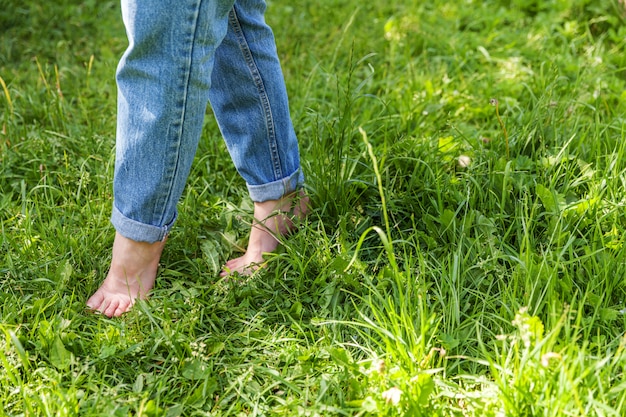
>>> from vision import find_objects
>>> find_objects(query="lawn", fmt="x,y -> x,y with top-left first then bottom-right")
1,0 -> 626,415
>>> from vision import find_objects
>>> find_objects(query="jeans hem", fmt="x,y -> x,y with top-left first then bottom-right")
247,168 -> 304,202
111,204 -> 175,243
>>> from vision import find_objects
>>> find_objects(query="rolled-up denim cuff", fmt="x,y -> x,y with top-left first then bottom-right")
111,204 -> 175,243
247,168 -> 305,202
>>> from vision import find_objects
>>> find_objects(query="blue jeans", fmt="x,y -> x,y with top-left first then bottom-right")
110,0 -> 304,243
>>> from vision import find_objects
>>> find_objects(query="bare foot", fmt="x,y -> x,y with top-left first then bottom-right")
86,232 -> 166,317
220,190 -> 309,277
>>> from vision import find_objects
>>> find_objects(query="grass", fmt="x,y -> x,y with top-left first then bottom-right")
1,0 -> 626,415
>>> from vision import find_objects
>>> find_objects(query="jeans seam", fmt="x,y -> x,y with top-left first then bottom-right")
228,6 -> 283,183
153,1 -> 203,227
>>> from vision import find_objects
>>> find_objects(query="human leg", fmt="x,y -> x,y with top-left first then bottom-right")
220,190 -> 309,276
209,0 -> 307,275
111,0 -> 234,242
88,0 -> 235,316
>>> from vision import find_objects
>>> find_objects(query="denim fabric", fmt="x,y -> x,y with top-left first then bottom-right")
111,0 -> 304,243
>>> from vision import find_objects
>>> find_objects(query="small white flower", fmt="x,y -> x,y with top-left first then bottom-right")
382,387 -> 402,405
540,352 -> 561,368
371,359 -> 386,374
458,155 -> 471,168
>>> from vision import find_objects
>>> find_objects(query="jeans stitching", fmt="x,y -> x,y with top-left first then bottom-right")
156,0 -> 203,227
228,6 -> 283,182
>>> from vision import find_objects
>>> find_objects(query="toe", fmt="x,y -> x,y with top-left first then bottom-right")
103,299 -> 122,318
86,290 -> 103,310
220,257 -> 244,277
112,303 -> 130,318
